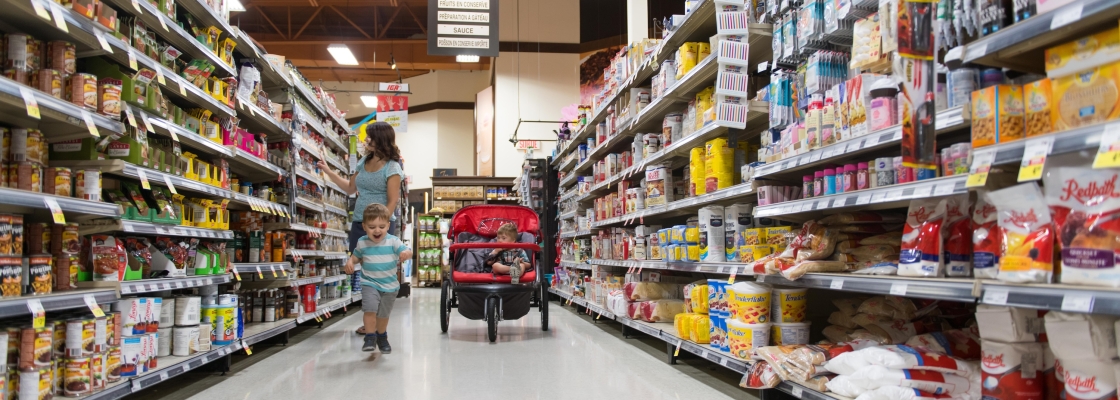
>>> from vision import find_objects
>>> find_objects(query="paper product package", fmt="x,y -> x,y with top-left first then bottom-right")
980,340 -> 1044,400
1044,311 -> 1117,362
905,328 -> 982,360
623,282 -> 683,301
826,365 -> 979,398
724,203 -> 753,262
698,205 -> 726,262
640,299 -> 685,322
825,345 -> 980,377
645,164 -> 675,207
1044,167 -> 1120,287
1043,347 -> 1062,400
975,305 -> 1045,343
1060,358 -> 1120,400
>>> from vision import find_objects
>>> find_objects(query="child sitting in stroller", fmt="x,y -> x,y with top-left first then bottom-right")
486,223 -> 531,284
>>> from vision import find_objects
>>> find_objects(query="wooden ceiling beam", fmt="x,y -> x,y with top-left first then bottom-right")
249,5 -> 287,39
292,6 -> 324,40
403,3 -> 426,35
377,6 -> 403,39
327,5 -> 373,39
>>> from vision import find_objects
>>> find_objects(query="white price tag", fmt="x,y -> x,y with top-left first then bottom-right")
1061,294 -> 1094,313
890,283 -> 908,296
1050,4 -> 1082,29
885,190 -> 903,201
809,152 -> 822,162
182,365 -> 190,373
159,371 -> 169,380
856,194 -> 872,205
27,299 -> 45,328
934,182 -> 957,196
791,386 -> 804,398
1019,136 -> 1055,181
44,198 -> 65,224
847,141 -> 862,152
124,106 -> 137,127
82,110 -> 99,137
983,288 -> 1009,305
830,279 -> 844,290
967,148 -> 996,187
758,61 -> 768,72
131,380 -> 142,391
19,87 -> 40,119
137,169 -> 151,190
815,200 -> 825,210
49,4 -> 68,32
164,175 -> 178,194
912,185 -> 932,198
94,30 -> 112,52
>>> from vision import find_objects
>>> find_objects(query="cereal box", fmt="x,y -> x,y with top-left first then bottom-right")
1051,61 -> 1120,131
1024,79 -> 1052,138
1045,29 -> 1120,78
971,85 -> 1024,148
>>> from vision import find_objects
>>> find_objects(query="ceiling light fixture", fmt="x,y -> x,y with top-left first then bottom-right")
360,95 -> 378,108
227,0 -> 246,12
327,44 -> 359,66
388,54 -> 397,70
456,55 -> 480,63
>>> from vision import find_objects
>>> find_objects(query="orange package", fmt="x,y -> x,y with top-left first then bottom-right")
1024,79 -> 1053,137
985,183 -> 1054,283
971,85 -> 1024,147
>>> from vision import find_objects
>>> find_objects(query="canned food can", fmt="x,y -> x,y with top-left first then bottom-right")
25,254 -> 52,295
36,365 -> 50,399
64,319 -> 82,358
9,129 -> 27,164
24,130 -> 42,165
51,359 -> 60,396
17,369 -> 37,400
93,317 -> 106,353
19,325 -> 52,369
50,321 -> 64,358
63,357 -> 90,396
106,312 -> 120,347
90,352 -> 104,390
106,347 -> 120,382
42,167 -> 70,197
61,224 -> 79,254
74,170 -> 100,202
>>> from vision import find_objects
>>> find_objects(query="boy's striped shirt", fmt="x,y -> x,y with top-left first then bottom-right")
352,234 -> 407,292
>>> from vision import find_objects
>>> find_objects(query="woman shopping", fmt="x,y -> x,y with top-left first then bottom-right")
319,122 -> 405,335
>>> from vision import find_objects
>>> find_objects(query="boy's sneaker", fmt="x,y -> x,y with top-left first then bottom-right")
362,334 -> 379,352
377,333 -> 392,354
510,265 -> 522,284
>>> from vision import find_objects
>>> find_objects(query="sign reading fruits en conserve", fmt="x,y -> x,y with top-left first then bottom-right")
427,0 -> 499,57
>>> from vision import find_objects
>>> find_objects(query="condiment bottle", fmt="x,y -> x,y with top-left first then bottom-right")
824,168 -> 837,195
843,164 -> 857,192
813,171 -> 825,197
803,175 -> 814,199
857,162 -> 870,190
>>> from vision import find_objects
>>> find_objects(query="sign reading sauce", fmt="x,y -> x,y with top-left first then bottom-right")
427,0 -> 498,57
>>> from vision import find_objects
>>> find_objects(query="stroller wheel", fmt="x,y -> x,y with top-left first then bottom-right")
486,297 -> 499,343
440,281 -> 451,333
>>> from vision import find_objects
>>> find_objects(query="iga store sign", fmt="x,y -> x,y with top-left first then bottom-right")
377,95 -> 408,133
428,0 -> 498,57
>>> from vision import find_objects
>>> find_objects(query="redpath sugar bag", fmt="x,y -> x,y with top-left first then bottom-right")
986,184 -> 1055,283
826,365 -> 979,398
900,197 -> 949,277
825,345 -> 979,377
1044,167 -> 1120,287
972,190 -> 1001,279
980,340 -> 1043,400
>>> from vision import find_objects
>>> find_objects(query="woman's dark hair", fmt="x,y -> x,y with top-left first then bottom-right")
362,122 -> 402,164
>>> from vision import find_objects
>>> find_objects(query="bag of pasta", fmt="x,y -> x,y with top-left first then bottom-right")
986,183 -> 1055,283
1044,167 -> 1120,287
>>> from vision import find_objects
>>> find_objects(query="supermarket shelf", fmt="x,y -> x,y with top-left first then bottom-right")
100,0 -> 236,77
959,0 -> 1120,72
79,219 -> 234,239
654,0 -> 716,65
558,155 -> 577,172
232,262 -> 292,274
593,182 -> 756,228
352,292 -> 362,303
980,120 -> 1120,167
0,76 -> 124,142
230,192 -> 289,214
175,0 -> 237,57
588,258 -> 753,275
560,172 -> 579,188
296,295 -> 351,323
980,281 -> 1120,316
288,276 -> 324,287
322,130 -> 349,153
753,175 -> 969,219
228,147 -> 287,182
265,222 -> 323,234
323,252 -> 348,260
240,318 -> 297,346
324,203 -> 348,217
0,0 -> 110,58
756,273 -> 978,303
146,115 -> 234,158
323,155 -> 347,175
0,289 -> 118,319
290,77 -> 329,118
558,261 -> 592,270
753,107 -> 971,179
322,274 -> 347,284
128,339 -> 244,392
295,167 -> 325,187
79,275 -> 232,294
775,382 -> 839,400
78,380 -> 132,400
559,230 -> 593,239
559,190 -> 578,203
631,54 -> 718,132
295,196 -> 326,213
0,186 -> 121,221
286,249 -> 325,258
237,100 -> 291,142
257,57 -> 295,90
559,210 -> 577,220
323,228 -> 347,238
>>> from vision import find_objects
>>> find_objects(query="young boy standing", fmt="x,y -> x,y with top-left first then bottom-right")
347,204 -> 412,353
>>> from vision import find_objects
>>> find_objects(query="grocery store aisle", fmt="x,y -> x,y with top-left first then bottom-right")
166,288 -> 751,400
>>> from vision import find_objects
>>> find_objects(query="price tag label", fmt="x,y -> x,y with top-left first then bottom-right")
758,61 -> 769,73
243,342 -> 252,356
163,175 -> 178,194
49,4 -> 68,32
19,87 -> 40,120
791,386 -> 804,398
137,169 -> 151,190
1018,137 -> 1054,182
1062,293 -> 1094,313
131,380 -> 142,392
983,288 -> 1009,305
127,48 -> 138,70
81,111 -> 100,137
31,0 -> 50,18
966,149 -> 996,187
44,198 -> 65,224
157,14 -> 168,31
255,266 -> 263,279
912,185 -> 932,198
270,266 -> 277,278
890,283 -> 908,296
1050,4 -> 1082,29
137,108 -> 155,133
1094,123 -> 1120,168
885,190 -> 903,202
159,371 -> 169,381
27,299 -> 44,328
232,268 -> 241,281
727,268 -> 737,284
179,82 -> 188,96
280,267 -> 287,277
182,364 -> 190,373
830,279 -> 844,290
674,340 -> 682,356
94,30 -> 112,52
156,68 -> 166,85
124,106 -> 137,127
856,194 -> 871,205
83,294 -> 106,317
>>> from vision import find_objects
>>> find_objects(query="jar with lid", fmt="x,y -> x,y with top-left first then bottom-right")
868,78 -> 899,131
803,175 -> 814,199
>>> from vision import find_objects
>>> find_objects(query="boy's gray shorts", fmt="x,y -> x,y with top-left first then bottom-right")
361,287 -> 398,317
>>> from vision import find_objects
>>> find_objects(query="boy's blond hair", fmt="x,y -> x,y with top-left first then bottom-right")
497,223 -> 518,239
363,203 -> 391,222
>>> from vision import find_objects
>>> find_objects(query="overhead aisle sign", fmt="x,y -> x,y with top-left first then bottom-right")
427,0 -> 499,57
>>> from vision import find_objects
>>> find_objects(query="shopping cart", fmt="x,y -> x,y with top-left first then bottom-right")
439,204 -> 549,342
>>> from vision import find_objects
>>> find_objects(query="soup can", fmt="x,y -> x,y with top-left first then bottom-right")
74,169 -> 100,201
106,346 -> 120,382
20,325 -> 52,369
62,357 -> 91,396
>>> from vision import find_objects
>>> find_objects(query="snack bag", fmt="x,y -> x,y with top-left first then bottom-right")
942,194 -> 972,277
1044,167 -> 1120,287
972,190 -> 1002,279
741,361 -> 781,389
899,198 -> 948,277
986,183 -> 1055,283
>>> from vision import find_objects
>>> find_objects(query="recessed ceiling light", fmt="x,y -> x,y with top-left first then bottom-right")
228,0 -> 246,12
360,95 -> 378,108
456,55 -> 480,63
327,44 -> 359,66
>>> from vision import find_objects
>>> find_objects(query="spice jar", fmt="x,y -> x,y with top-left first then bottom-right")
857,162 -> 869,190
842,164 -> 857,193
802,175 -> 813,199
868,78 -> 899,131
813,171 -> 824,197
823,168 -> 837,195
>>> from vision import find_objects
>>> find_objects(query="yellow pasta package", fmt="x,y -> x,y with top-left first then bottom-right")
1051,61 -> 1120,131
675,313 -> 694,339
705,137 -> 734,192
690,315 -> 711,344
691,284 -> 709,313
690,147 -> 706,196
676,42 -> 698,79
1045,29 -> 1120,78
972,85 -> 1024,147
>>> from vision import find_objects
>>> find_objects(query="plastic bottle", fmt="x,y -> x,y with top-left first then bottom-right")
803,175 -> 814,199
813,171 -> 825,197
857,162 -> 869,190
875,158 -> 894,187
824,168 -> 837,195
842,164 -> 857,192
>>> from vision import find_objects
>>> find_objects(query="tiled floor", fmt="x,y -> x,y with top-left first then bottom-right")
138,288 -> 755,400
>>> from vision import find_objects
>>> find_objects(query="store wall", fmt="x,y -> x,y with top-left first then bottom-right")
491,0 -> 581,177
323,70 -> 489,189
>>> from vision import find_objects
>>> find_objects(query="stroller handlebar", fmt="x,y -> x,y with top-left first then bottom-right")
449,243 -> 541,251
